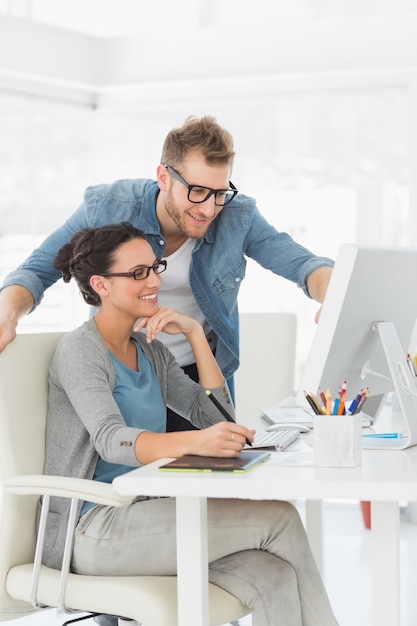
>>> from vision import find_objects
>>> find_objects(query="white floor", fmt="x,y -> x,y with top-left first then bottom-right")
3,501 -> 417,626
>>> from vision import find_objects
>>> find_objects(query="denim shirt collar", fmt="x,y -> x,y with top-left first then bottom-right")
135,182 -> 163,235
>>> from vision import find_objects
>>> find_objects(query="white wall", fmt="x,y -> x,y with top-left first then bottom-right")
2,11 -> 417,105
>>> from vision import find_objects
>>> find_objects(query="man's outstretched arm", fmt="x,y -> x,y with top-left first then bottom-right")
306,266 -> 333,324
0,285 -> 35,352
307,265 -> 333,304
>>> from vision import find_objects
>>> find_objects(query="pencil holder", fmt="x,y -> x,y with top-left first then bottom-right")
313,414 -> 362,467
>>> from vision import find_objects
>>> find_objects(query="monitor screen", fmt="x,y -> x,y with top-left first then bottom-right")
296,243 -> 417,430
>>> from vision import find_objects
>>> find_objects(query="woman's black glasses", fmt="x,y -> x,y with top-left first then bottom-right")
101,260 -> 167,281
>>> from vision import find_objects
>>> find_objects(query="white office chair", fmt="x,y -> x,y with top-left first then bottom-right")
0,332 -> 251,626
234,312 -> 297,426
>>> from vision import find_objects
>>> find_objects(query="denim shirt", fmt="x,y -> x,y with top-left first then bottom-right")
2,178 -> 334,380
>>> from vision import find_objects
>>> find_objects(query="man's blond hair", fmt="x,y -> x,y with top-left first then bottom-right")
161,116 -> 235,168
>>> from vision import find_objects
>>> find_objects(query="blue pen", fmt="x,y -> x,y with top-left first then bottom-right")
362,433 -> 404,439
347,394 -> 361,414
349,387 -> 369,414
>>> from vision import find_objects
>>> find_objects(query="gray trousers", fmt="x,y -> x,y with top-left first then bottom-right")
72,498 -> 339,626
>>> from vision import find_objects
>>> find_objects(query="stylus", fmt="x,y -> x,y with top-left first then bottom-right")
362,432 -> 404,439
205,390 -> 252,446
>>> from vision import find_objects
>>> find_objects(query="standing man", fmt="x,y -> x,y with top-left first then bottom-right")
0,115 -> 333,431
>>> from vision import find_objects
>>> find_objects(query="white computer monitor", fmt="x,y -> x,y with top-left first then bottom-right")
297,243 -> 417,449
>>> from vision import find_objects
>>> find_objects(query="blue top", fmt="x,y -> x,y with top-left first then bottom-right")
1,178 -> 334,381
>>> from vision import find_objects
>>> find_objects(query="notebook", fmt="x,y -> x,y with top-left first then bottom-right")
159,450 -> 270,473
261,405 -> 315,428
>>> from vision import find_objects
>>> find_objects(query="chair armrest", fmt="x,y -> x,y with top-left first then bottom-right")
3,474 -> 134,507
2,475 -> 135,613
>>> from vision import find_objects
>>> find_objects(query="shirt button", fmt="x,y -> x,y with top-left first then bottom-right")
159,239 -> 165,246
235,277 -> 241,283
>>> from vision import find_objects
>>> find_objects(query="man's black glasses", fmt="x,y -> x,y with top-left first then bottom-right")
101,260 -> 167,281
164,164 -> 238,206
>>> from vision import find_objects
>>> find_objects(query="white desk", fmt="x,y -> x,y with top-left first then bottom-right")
113,445 -> 417,626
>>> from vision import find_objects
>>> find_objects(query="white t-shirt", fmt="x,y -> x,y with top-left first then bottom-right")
158,238 -> 213,366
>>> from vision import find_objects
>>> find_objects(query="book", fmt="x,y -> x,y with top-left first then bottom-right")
159,450 -> 270,473
261,405 -> 315,429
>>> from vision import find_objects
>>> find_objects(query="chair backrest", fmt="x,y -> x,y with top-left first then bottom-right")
0,332 -> 64,616
234,312 -> 297,425
0,332 -> 64,480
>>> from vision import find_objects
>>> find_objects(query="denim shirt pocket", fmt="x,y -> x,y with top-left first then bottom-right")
212,259 -> 246,314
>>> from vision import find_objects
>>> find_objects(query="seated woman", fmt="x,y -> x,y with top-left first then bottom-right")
43,222 -> 339,626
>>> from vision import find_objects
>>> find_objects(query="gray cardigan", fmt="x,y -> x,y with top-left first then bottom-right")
42,318 -> 233,569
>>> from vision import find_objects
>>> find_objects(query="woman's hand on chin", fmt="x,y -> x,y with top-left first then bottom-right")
134,308 -> 200,343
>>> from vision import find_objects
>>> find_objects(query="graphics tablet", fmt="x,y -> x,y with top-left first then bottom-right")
159,450 -> 270,473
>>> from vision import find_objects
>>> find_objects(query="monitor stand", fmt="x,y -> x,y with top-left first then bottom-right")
363,321 -> 417,449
